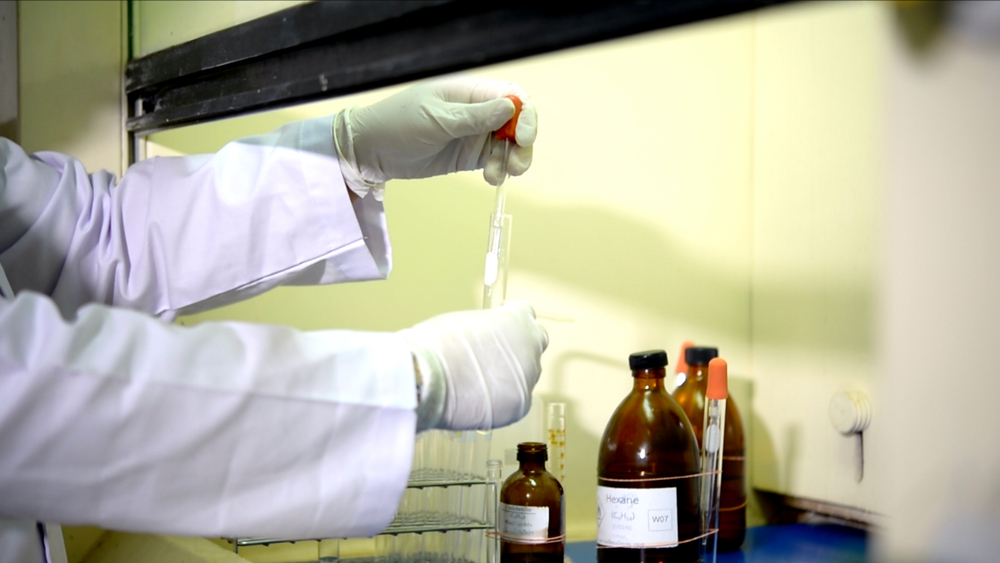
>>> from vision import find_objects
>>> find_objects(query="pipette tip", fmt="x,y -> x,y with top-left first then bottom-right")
707,358 -> 728,400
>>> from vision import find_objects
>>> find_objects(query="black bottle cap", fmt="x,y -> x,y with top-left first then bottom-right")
517,442 -> 548,463
685,346 -> 719,366
629,350 -> 668,371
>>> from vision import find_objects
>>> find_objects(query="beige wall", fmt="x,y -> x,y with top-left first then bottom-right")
18,0 -> 124,175
132,1 -> 307,57
750,2 -> 883,513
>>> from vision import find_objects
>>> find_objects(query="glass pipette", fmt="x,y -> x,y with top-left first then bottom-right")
483,95 -> 522,309
546,402 -> 567,485
700,357 -> 728,563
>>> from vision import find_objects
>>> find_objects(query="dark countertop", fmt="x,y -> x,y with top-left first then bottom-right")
565,524 -> 867,563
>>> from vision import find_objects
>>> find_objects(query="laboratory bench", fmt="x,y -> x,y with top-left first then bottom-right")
565,524 -> 867,563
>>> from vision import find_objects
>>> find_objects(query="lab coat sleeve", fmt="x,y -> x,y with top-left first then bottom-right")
0,115 -> 391,320
0,290 -> 417,539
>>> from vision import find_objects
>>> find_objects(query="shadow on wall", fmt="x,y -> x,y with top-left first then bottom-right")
380,175 -> 870,343
509,191 -> 873,355
250,169 -> 874,351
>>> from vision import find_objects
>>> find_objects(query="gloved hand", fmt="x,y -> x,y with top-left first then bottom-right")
400,301 -> 549,431
334,76 -> 537,195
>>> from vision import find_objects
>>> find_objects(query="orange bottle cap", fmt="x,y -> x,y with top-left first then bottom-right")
675,340 -> 695,374
707,358 -> 728,400
493,95 -> 522,142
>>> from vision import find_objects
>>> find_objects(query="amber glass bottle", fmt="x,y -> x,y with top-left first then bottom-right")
672,346 -> 746,551
500,443 -> 565,563
597,350 -> 701,563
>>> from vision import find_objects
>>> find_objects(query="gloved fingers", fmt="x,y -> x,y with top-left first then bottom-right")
437,76 -> 537,146
502,300 -> 548,349
348,76 -> 537,182
507,144 -> 533,177
493,301 -> 547,400
481,86 -> 536,184
483,145 -> 504,186
502,299 -> 536,320
483,142 -> 533,185
513,96 -> 538,147
435,97 -> 515,139
401,302 -> 548,431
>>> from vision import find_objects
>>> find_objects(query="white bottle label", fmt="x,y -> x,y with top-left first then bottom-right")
596,486 -> 679,548
499,503 -> 549,541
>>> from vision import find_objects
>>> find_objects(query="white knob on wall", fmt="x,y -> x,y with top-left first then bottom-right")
829,391 -> 872,435
830,391 -> 871,483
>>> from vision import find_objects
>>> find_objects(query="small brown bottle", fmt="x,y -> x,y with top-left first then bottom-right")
597,350 -> 700,563
673,346 -> 746,551
499,442 -> 565,563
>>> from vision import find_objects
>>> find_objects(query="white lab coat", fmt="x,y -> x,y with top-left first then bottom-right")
0,116 -> 418,560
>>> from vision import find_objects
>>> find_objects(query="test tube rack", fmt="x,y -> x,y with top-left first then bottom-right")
230,429 -> 500,563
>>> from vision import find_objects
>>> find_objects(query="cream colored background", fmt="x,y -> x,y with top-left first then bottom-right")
17,1 -> 1000,562
132,0 -> 309,57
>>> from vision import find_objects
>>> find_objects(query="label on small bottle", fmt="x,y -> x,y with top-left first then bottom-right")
596,486 -> 678,548
499,503 -> 549,541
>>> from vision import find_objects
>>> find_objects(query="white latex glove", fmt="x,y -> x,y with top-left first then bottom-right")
400,301 -> 549,431
334,76 -> 537,196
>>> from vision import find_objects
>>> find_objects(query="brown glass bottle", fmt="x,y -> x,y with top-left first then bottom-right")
597,350 -> 701,563
672,346 -> 746,552
500,443 -> 565,563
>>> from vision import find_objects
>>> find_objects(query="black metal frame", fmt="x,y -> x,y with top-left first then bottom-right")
125,0 -> 790,140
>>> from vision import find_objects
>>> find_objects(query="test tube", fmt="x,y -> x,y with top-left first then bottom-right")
486,459 -> 502,563
375,535 -> 392,563
401,533 -> 420,563
412,432 -> 428,482
546,402 -> 567,485
318,538 -> 340,563
468,430 -> 492,480
432,430 -> 449,479
451,431 -> 471,480
401,487 -> 423,525
699,358 -> 728,563
483,96 -> 519,311
482,213 -> 512,310
426,531 -> 445,563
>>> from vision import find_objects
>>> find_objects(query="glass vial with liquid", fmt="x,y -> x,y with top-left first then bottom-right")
672,347 -> 746,552
597,350 -> 701,563
499,443 -> 565,563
